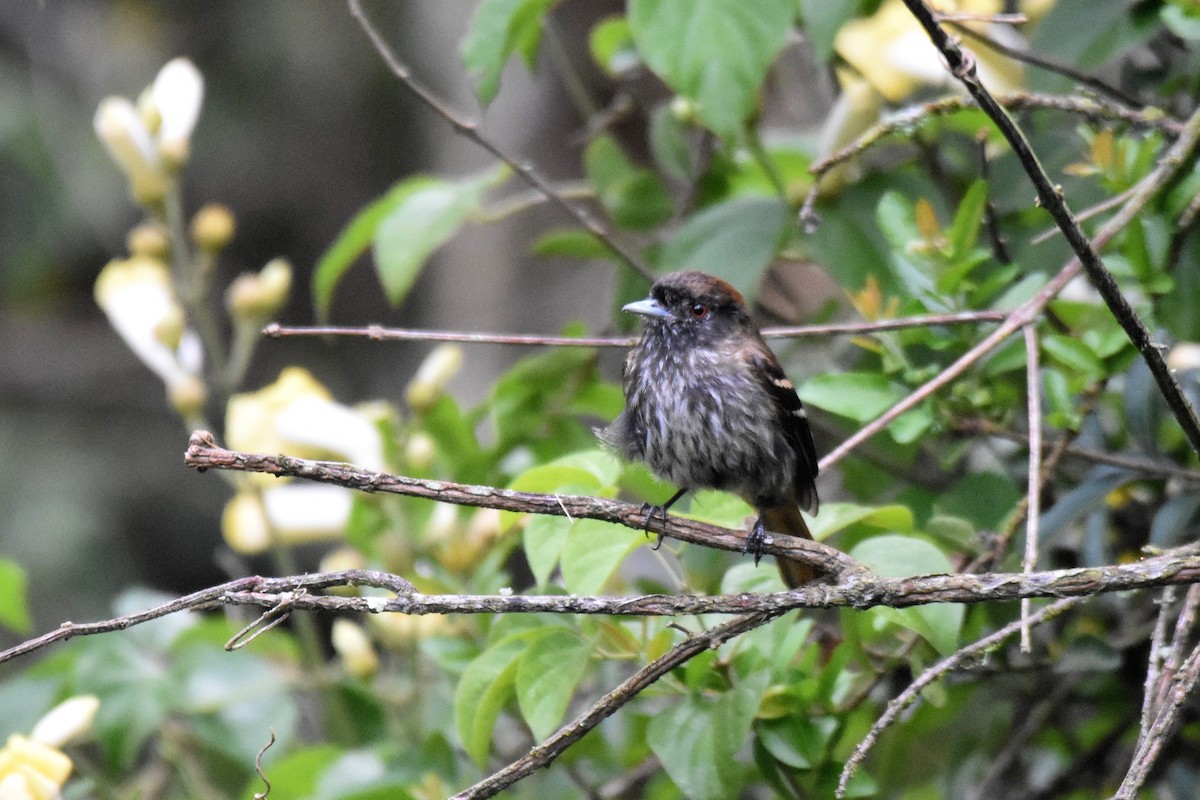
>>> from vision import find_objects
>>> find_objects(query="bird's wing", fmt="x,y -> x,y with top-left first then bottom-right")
745,341 -> 820,515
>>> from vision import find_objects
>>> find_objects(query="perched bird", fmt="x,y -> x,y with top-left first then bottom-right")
600,270 -> 820,588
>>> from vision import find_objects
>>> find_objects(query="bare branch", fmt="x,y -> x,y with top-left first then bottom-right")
1020,324 -> 1044,652
261,311 -> 1008,348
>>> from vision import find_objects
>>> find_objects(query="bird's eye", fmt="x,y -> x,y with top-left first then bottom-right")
690,303 -> 708,319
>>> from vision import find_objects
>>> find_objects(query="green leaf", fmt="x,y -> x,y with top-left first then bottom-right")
628,0 -> 795,140
313,168 -> 506,319
461,0 -> 558,104
650,102 -> 695,181
589,15 -> 639,75
808,502 -> 915,541
561,519 -> 643,594
516,629 -> 591,740
531,228 -> 611,260
850,535 -> 963,655
799,372 -> 904,422
455,635 -> 527,765
647,673 -> 768,800
523,515 -> 570,585
373,167 -> 508,306
658,197 -> 790,302
1042,334 -> 1105,379
0,558 -> 31,633
947,180 -> 989,258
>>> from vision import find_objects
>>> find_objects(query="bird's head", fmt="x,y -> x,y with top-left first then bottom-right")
622,271 -> 752,345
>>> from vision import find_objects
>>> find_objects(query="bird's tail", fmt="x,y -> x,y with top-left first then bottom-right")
761,504 -> 817,589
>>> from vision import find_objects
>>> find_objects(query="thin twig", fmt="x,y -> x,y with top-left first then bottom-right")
1020,324 -> 1044,652
949,22 -> 1143,108
1152,583 -> 1200,713
262,311 -> 1008,348
1114,632 -> 1200,798
450,611 -> 782,799
800,91 -> 1183,228
954,418 -> 1200,484
1140,587 -> 1177,732
836,596 -> 1085,798
346,0 -> 654,283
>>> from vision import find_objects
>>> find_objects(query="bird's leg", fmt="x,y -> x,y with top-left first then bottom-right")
744,514 -> 768,566
641,487 -> 687,550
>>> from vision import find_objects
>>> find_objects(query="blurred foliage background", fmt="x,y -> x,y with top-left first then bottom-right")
5,0 -> 1200,798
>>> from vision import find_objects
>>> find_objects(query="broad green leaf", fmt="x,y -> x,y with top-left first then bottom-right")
808,502 -> 915,541
516,628 -> 591,740
799,372 -> 904,422
758,715 -> 838,769
1150,492 -> 1200,548
937,472 -> 1020,532
888,402 -> 933,444
0,558 -> 31,633
647,673 -> 768,800
658,197 -> 790,302
850,535 -> 963,655
454,635 -> 527,765
628,0 -> 794,140
373,167 -> 508,306
561,519 -> 644,594
461,0 -> 558,104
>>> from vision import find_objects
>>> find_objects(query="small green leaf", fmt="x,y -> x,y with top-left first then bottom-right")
947,180 -> 989,258
517,629 -> 591,740
531,228 -> 611,260
373,167 -> 508,306
0,558 -> 31,633
629,0 -> 795,140
523,516 -> 570,585
455,635 -> 527,765
462,0 -> 558,104
561,519 -> 643,594
589,15 -> 639,75
650,102 -> 695,181
585,135 -> 671,230
850,535 -> 963,655
658,197 -> 790,302
1042,334 -> 1105,379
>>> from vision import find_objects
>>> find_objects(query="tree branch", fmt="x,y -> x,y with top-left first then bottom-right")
346,0 -> 654,283
900,0 -> 1200,456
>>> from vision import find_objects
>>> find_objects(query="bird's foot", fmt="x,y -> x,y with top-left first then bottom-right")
640,502 -> 668,550
743,516 -> 768,566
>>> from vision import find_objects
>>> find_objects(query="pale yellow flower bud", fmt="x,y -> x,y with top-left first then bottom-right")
331,619 -> 379,679
404,431 -> 436,470
30,696 -> 100,749
225,258 -> 293,323
222,491 -> 271,555
405,345 -> 463,412
190,204 -> 235,252
127,222 -> 171,260
154,304 -> 186,351
93,96 -> 167,205
168,374 -> 208,419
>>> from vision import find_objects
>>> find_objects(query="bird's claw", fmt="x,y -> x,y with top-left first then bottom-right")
743,517 -> 767,567
640,502 -> 668,550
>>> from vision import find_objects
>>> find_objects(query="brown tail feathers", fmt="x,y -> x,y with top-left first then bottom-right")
760,504 -> 817,589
